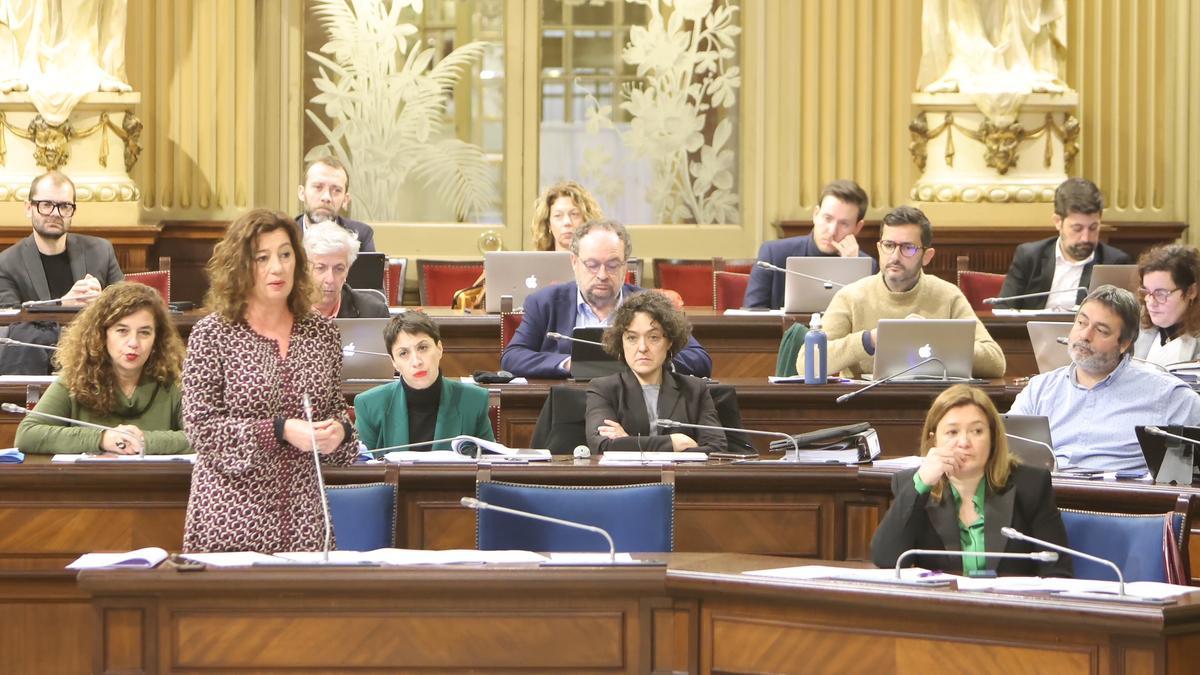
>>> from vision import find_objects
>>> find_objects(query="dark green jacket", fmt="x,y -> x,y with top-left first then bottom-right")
354,378 -> 494,451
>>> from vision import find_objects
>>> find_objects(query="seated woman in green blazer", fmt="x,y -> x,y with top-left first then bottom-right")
354,310 -> 494,450
16,282 -> 190,455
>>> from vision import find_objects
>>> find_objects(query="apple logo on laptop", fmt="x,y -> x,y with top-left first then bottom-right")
525,274 -> 538,289
918,343 -> 933,359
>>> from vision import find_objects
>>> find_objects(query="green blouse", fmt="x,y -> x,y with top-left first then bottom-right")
914,473 -> 987,575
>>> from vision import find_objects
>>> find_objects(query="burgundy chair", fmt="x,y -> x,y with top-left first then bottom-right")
958,271 -> 1005,311
386,257 -> 409,306
655,259 -> 714,307
713,271 -> 750,313
499,296 -> 525,351
126,256 -> 172,303
416,259 -> 484,308
713,256 -> 756,275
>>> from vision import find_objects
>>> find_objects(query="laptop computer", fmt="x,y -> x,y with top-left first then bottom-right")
568,327 -> 623,381
334,318 -> 395,381
782,257 -> 875,313
1001,414 -> 1057,470
1088,264 -> 1139,295
346,252 -> 387,293
484,251 -> 574,313
872,319 -> 975,381
1027,321 -> 1073,373
1136,425 -> 1200,485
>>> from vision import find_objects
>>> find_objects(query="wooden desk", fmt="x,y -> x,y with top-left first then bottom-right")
75,553 -> 1200,674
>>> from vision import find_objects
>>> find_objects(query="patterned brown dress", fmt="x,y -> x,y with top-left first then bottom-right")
181,312 -> 357,553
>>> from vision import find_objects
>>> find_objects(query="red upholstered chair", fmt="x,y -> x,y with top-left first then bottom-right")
713,257 -> 756,275
499,295 -> 524,351
655,259 -> 714,307
625,256 -> 643,287
386,257 -> 408,306
713,271 -> 750,313
958,271 -> 1005,310
126,271 -> 171,303
416,259 -> 484,308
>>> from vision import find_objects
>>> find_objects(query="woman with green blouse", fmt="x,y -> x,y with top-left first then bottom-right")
15,282 -> 190,455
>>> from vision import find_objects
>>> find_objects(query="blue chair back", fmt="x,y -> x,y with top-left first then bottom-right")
326,483 -> 396,551
1061,507 -> 1189,583
476,480 -> 674,553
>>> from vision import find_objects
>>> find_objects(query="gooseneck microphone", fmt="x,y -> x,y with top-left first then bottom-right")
0,337 -> 59,351
460,496 -> 616,563
1145,425 -> 1200,446
341,343 -> 390,358
1,402 -> 143,457
1004,432 -> 1058,470
1000,526 -> 1144,600
20,298 -> 65,308
301,394 -> 332,563
983,286 -> 1087,306
547,331 -> 604,347
656,418 -> 798,457
754,260 -> 842,290
835,357 -> 949,404
894,547 -> 1058,578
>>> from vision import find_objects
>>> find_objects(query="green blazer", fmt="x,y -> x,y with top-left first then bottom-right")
354,378 -> 494,451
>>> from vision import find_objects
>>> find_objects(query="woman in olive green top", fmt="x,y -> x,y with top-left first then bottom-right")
15,282 -> 190,455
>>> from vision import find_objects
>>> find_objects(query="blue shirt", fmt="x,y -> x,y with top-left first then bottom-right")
574,288 -> 624,329
1008,355 -> 1200,471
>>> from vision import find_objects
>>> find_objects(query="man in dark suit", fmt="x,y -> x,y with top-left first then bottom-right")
303,221 -> 389,319
743,179 -> 878,309
501,218 -> 712,379
295,156 -> 377,253
998,178 -> 1131,309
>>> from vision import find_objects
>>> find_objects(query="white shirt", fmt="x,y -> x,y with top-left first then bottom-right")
1045,237 -> 1094,310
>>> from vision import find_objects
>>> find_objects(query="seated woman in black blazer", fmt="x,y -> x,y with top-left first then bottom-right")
871,384 -> 1073,577
586,291 -> 726,454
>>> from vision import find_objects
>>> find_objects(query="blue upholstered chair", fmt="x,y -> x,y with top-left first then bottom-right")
475,478 -> 675,553
326,483 -> 397,551
1060,494 -> 1193,584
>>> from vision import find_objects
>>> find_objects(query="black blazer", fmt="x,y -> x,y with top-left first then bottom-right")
870,464 -> 1074,577
998,236 -> 1132,309
0,233 -> 123,306
585,369 -> 726,454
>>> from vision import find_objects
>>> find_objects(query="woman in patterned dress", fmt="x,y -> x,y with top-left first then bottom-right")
182,209 -> 358,553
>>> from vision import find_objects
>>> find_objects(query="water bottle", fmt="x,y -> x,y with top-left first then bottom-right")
804,312 -> 827,384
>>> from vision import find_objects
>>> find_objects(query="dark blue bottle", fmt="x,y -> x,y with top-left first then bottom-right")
804,312 -> 827,384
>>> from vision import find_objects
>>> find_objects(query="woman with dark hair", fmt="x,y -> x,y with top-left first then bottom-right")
354,310 -> 494,450
15,282 -> 189,455
871,385 -> 1072,577
182,208 -> 357,553
1133,244 -> 1200,367
585,291 -> 725,454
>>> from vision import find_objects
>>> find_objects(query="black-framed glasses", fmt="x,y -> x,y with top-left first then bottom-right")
1137,287 -> 1182,304
877,240 -> 923,258
581,258 -> 625,276
31,200 -> 76,217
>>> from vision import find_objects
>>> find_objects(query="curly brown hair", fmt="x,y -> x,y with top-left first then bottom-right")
602,291 -> 691,364
1136,244 -> 1200,335
53,282 -> 186,415
204,209 -> 316,320
530,181 -> 603,251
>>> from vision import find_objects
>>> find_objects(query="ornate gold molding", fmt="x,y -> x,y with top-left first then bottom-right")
0,111 -> 143,172
908,111 -> 1080,175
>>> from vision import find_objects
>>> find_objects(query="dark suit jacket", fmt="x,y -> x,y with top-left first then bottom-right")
870,464 -> 1074,577
296,214 -> 377,253
998,236 -> 1132,309
336,284 -> 389,318
0,233 -> 123,306
499,281 -> 712,379
585,369 -> 726,454
743,235 -> 878,309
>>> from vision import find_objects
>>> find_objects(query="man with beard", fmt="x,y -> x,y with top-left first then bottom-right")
1008,285 -> 1200,473
501,218 -> 711,379
817,205 -> 1006,378
295,156 -> 376,253
997,178 -> 1131,310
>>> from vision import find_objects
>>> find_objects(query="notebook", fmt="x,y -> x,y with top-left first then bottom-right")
334,318 -> 395,381
781,256 -> 875,313
1027,321 -> 1073,373
1088,264 -> 1139,295
568,327 -> 622,381
872,319 -> 975,381
484,251 -> 574,313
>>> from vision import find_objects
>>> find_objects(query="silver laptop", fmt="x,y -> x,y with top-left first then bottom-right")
872,319 -> 975,380
1001,414 -> 1057,471
782,256 -> 875,313
484,251 -> 574,313
1088,264 -> 1139,295
1027,321 -> 1073,373
334,318 -> 395,381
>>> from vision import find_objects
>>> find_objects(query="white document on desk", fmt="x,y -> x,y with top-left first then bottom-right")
275,549 -> 548,565
67,547 -> 169,569
52,453 -> 196,464
599,451 -> 709,464
953,575 -> 1200,599
744,565 -> 949,583
181,552 -> 283,567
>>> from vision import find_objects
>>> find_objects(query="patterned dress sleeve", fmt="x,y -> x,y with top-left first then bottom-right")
313,318 -> 357,466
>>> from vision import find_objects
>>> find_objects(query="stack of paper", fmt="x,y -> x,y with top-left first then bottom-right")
0,447 -> 24,464
598,451 -> 709,464
273,549 -> 548,565
67,547 -> 169,569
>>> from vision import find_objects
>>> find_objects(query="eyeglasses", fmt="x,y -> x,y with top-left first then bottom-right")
31,200 -> 76,217
581,259 -> 625,276
1137,287 -> 1182,304
877,240 -> 923,258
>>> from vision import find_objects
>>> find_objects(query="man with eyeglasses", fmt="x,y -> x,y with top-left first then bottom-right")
814,205 -> 1006,378
998,177 -> 1131,310
0,171 -> 123,308
501,218 -> 712,379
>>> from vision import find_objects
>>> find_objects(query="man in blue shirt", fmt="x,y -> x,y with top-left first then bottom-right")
1009,285 -> 1200,472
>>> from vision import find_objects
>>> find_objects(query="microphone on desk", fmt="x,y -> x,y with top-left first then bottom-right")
1145,425 -> 1200,446
754,260 -> 842,290
1056,336 -> 1171,373
1004,432 -> 1058,470
368,435 -> 497,461
894,547 -> 1058,579
546,331 -> 604,347
835,357 -> 948,404
983,286 -> 1087,306
460,496 -> 618,564
301,394 -> 332,563
341,343 -> 391,359
1,401 -> 144,457
0,337 -> 59,351
1000,526 -> 1166,602
656,418 -> 795,457
20,298 -> 64,308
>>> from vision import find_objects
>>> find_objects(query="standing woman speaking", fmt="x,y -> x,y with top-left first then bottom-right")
182,209 -> 358,553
